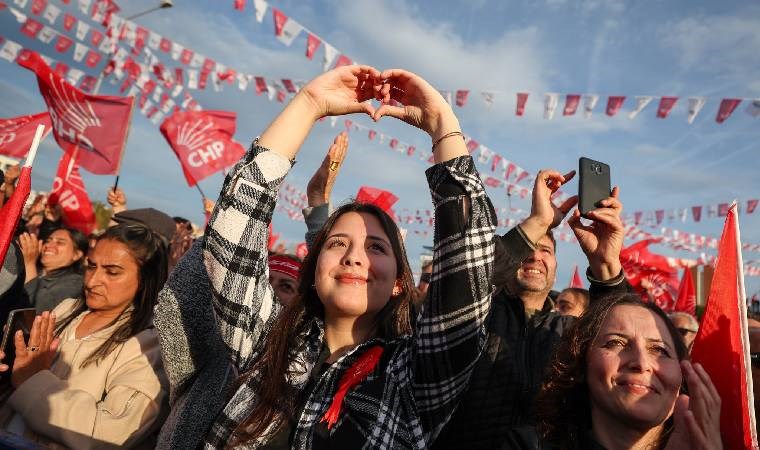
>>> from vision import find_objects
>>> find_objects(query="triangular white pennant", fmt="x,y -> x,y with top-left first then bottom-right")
544,93 -> 559,119
43,4 -> 61,25
323,43 -> 338,71
481,91 -> 495,107
744,99 -> 760,118
171,42 -> 183,60
73,42 -> 88,62
0,40 -> 22,62
628,96 -> 653,119
75,20 -> 90,40
148,32 -> 161,50
583,94 -> 599,118
277,18 -> 303,46
78,0 -> 91,15
187,70 -> 199,89
13,0 -> 28,7
686,97 -> 706,124
67,68 -> 84,85
253,0 -> 268,23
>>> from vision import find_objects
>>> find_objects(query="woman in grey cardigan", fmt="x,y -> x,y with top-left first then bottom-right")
154,65 -> 496,449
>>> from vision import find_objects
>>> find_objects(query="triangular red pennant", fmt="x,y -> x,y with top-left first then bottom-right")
656,96 -> 678,118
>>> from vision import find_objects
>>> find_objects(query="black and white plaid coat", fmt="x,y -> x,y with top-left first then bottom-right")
158,141 -> 496,449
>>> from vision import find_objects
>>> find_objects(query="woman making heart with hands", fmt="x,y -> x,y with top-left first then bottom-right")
155,65 -> 497,449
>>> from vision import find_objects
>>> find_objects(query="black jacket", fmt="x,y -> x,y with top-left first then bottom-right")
433,229 -> 630,450
24,266 -> 83,313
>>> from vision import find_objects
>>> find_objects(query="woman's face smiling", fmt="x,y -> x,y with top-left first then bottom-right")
587,304 -> 683,430
315,211 -> 400,319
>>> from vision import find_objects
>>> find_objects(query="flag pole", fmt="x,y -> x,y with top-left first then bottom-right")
733,201 -> 759,448
195,183 -> 206,199
24,124 -> 46,168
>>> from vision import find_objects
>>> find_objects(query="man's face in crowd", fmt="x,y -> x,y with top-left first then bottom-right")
513,235 -> 557,295
670,314 -> 698,350
556,290 -> 586,317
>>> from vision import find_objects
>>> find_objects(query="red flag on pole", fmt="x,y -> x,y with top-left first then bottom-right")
673,268 -> 696,316
0,112 -> 51,158
17,51 -> 133,175
47,152 -> 96,234
690,204 -> 758,449
0,125 -> 45,266
356,186 -> 398,217
159,110 -> 246,187
569,265 -> 584,288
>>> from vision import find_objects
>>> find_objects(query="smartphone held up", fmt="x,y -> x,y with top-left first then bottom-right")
578,157 -> 611,217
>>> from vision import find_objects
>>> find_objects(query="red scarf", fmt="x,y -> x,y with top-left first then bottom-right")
320,345 -> 384,430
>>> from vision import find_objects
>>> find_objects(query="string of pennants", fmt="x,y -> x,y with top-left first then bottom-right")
230,0 -> 760,124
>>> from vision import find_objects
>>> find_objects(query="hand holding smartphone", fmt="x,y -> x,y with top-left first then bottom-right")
578,157 -> 611,217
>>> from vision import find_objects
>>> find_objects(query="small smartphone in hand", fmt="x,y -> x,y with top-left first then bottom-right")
578,157 -> 611,217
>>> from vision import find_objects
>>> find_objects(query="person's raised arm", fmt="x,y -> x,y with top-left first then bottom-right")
374,69 -> 498,439
202,66 -> 381,370
303,132 -> 348,249
519,169 -> 578,246
567,186 -> 624,281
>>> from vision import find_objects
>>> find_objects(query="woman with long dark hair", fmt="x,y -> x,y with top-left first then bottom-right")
502,293 -> 722,450
155,65 -> 497,449
20,227 -> 89,313
0,224 -> 170,449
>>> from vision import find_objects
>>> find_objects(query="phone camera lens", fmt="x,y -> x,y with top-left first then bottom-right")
592,164 -> 602,174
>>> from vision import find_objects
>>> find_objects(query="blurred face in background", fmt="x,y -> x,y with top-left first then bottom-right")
41,229 -> 84,272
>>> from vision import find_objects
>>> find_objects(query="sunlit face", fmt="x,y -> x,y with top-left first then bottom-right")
40,229 -> 83,271
587,305 -> 682,430
270,271 -> 298,306
514,235 -> 556,294
556,291 -> 587,317
315,212 -> 400,319
84,239 -> 140,315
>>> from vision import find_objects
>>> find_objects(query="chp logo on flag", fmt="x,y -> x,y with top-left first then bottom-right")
160,110 -> 246,186
0,112 -> 52,158
48,152 -> 96,234
17,50 -> 133,175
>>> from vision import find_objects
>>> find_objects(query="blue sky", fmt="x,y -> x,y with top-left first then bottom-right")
1,0 -> 759,297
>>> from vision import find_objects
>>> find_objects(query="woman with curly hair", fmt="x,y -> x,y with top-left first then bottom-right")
502,293 -> 722,450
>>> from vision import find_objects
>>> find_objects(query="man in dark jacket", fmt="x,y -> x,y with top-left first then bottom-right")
433,169 -> 629,450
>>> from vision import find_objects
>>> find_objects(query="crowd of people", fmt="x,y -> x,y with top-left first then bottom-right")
0,64 -> 742,449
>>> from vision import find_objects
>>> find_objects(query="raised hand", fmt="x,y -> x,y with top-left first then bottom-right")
520,169 -> 578,245
4,164 -> 20,184
11,311 -> 60,388
567,186 -> 624,281
307,132 -> 349,207
107,187 -> 127,214
665,361 -> 723,450
371,69 -> 455,139
19,232 -> 41,282
300,65 -> 382,119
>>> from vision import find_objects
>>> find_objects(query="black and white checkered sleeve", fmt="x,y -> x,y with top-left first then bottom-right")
203,141 -> 294,371
413,155 -> 496,439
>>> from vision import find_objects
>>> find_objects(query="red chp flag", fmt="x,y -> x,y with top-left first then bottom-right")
0,165 -> 32,266
18,51 -> 133,175
690,205 -> 758,450
0,112 -> 51,158
47,152 -> 96,234
160,110 -> 246,187
356,186 -> 398,218
619,239 -> 679,311
673,267 -> 696,316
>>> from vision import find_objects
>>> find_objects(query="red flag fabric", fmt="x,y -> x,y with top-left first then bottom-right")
21,18 -> 44,38
47,152 -> 96,234
233,0 -> 245,11
272,8 -> 287,36
356,186 -> 398,217
690,205 -> 758,449
0,166 -> 31,265
18,51 -> 133,175
748,199 -> 758,214
180,48 -> 193,65
306,33 -> 321,60
85,50 -> 101,68
605,96 -> 626,116
90,29 -> 103,46
716,98 -> 742,123
516,92 -> 529,116
159,37 -> 171,52
55,35 -> 73,53
254,76 -> 267,95
368,130 -> 376,140
31,0 -> 46,15
619,239 -> 679,311
295,242 -> 308,260
563,94 -> 581,116
334,55 -> 352,68
282,79 -> 297,93
159,110 -> 246,186
0,112 -> 51,158
455,90 -> 469,107
656,96 -> 678,118
691,205 -> 702,222
569,265 -> 584,288
673,268 -> 696,315
63,13 -> 76,31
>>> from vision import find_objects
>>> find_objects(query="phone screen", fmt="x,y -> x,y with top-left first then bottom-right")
578,157 -> 611,216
